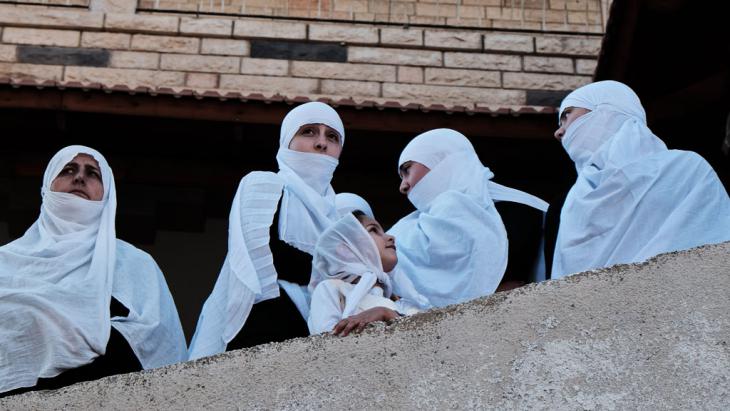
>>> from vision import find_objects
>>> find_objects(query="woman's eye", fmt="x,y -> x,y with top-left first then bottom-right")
327,133 -> 339,142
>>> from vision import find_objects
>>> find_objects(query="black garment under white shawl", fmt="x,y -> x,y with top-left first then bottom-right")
0,146 -> 186,394
188,102 -> 345,359
389,129 -> 548,307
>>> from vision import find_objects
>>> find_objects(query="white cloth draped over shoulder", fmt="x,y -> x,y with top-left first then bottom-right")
189,102 -> 345,359
388,129 -> 548,308
308,214 -> 428,334
0,146 -> 186,394
552,80 -> 730,279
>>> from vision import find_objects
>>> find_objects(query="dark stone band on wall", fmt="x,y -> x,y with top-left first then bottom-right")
16,46 -> 110,67
250,40 -> 347,63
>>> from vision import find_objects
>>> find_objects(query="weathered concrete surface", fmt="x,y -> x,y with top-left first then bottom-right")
3,242 -> 730,410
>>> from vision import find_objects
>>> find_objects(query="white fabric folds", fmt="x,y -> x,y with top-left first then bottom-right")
389,129 -> 548,307
552,80 -> 730,278
335,192 -> 374,218
189,102 -> 344,359
0,146 -> 186,394
308,214 -> 427,334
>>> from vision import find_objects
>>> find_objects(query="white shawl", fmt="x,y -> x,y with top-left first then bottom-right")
552,80 -> 730,278
308,214 -> 428,334
189,102 -> 345,359
389,129 -> 548,307
335,192 -> 374,219
0,146 -> 186,394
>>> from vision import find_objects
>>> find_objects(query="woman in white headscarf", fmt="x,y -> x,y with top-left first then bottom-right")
0,146 -> 186,395
308,211 -> 429,336
188,102 -> 345,359
551,80 -> 730,279
388,129 -> 549,308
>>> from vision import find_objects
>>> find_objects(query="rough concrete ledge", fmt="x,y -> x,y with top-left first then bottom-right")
4,242 -> 730,410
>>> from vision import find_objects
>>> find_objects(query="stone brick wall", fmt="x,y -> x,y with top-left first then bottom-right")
0,3 -> 601,109
138,0 -> 610,33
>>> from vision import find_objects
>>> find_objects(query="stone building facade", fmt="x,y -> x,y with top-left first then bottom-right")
0,0 -> 608,109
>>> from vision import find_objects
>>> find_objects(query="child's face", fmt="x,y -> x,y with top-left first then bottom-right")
357,215 -> 398,272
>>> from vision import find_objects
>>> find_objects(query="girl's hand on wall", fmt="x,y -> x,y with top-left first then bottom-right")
332,307 -> 398,337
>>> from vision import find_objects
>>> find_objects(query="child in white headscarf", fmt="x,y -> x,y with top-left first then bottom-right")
551,80 -> 730,278
189,102 -> 346,359
308,211 -> 429,336
0,146 -> 186,395
389,129 -> 549,308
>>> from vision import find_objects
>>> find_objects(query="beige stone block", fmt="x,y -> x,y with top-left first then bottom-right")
64,66 -> 185,87
415,3 -> 457,17
349,47 -> 442,67
201,39 -> 250,56
523,56 -> 574,73
240,58 -> 289,76
550,0 -> 601,11
0,44 -> 16,62
380,28 -> 423,46
446,17 -> 490,28
333,0 -> 369,13
483,33 -> 534,52
291,61 -> 396,82
382,82 -> 525,106
2,28 -> 80,47
0,5 -> 103,29
425,67 -> 500,87
458,5 -> 486,18
397,66 -> 423,83
109,51 -> 159,69
160,54 -> 240,74
233,19 -> 307,40
81,32 -> 131,49
186,72 -> 218,88
131,34 -> 199,54
309,23 -> 379,44
0,62 -> 63,81
424,30 -> 481,50
535,35 -> 602,56
409,15 -> 447,25
522,8 -> 567,23
575,58 -> 597,75
444,52 -> 521,71
105,13 -> 179,34
89,0 -> 136,13
462,0 -> 501,6
219,74 -> 319,94
321,79 -> 380,97
503,72 -> 591,90
491,19 -> 542,30
180,17 -> 233,37
390,2 -> 416,15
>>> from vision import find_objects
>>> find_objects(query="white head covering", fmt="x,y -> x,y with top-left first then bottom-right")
0,146 -> 186,393
389,129 -> 548,307
552,81 -> 730,278
335,192 -> 374,218
308,214 -> 429,333
276,102 -> 345,254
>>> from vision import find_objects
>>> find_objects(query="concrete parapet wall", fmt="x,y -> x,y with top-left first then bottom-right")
4,241 -> 729,409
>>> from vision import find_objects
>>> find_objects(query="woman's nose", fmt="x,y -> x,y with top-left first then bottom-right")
554,127 -> 564,140
399,179 -> 409,195
313,133 -> 327,151
73,172 -> 85,184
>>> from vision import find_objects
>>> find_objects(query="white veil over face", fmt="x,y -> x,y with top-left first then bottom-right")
552,80 -> 730,278
276,102 -> 345,254
390,129 -> 547,307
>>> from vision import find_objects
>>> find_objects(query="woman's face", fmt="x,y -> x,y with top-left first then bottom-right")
288,123 -> 342,159
50,153 -> 104,201
554,107 -> 591,140
398,161 -> 430,195
357,215 -> 398,273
